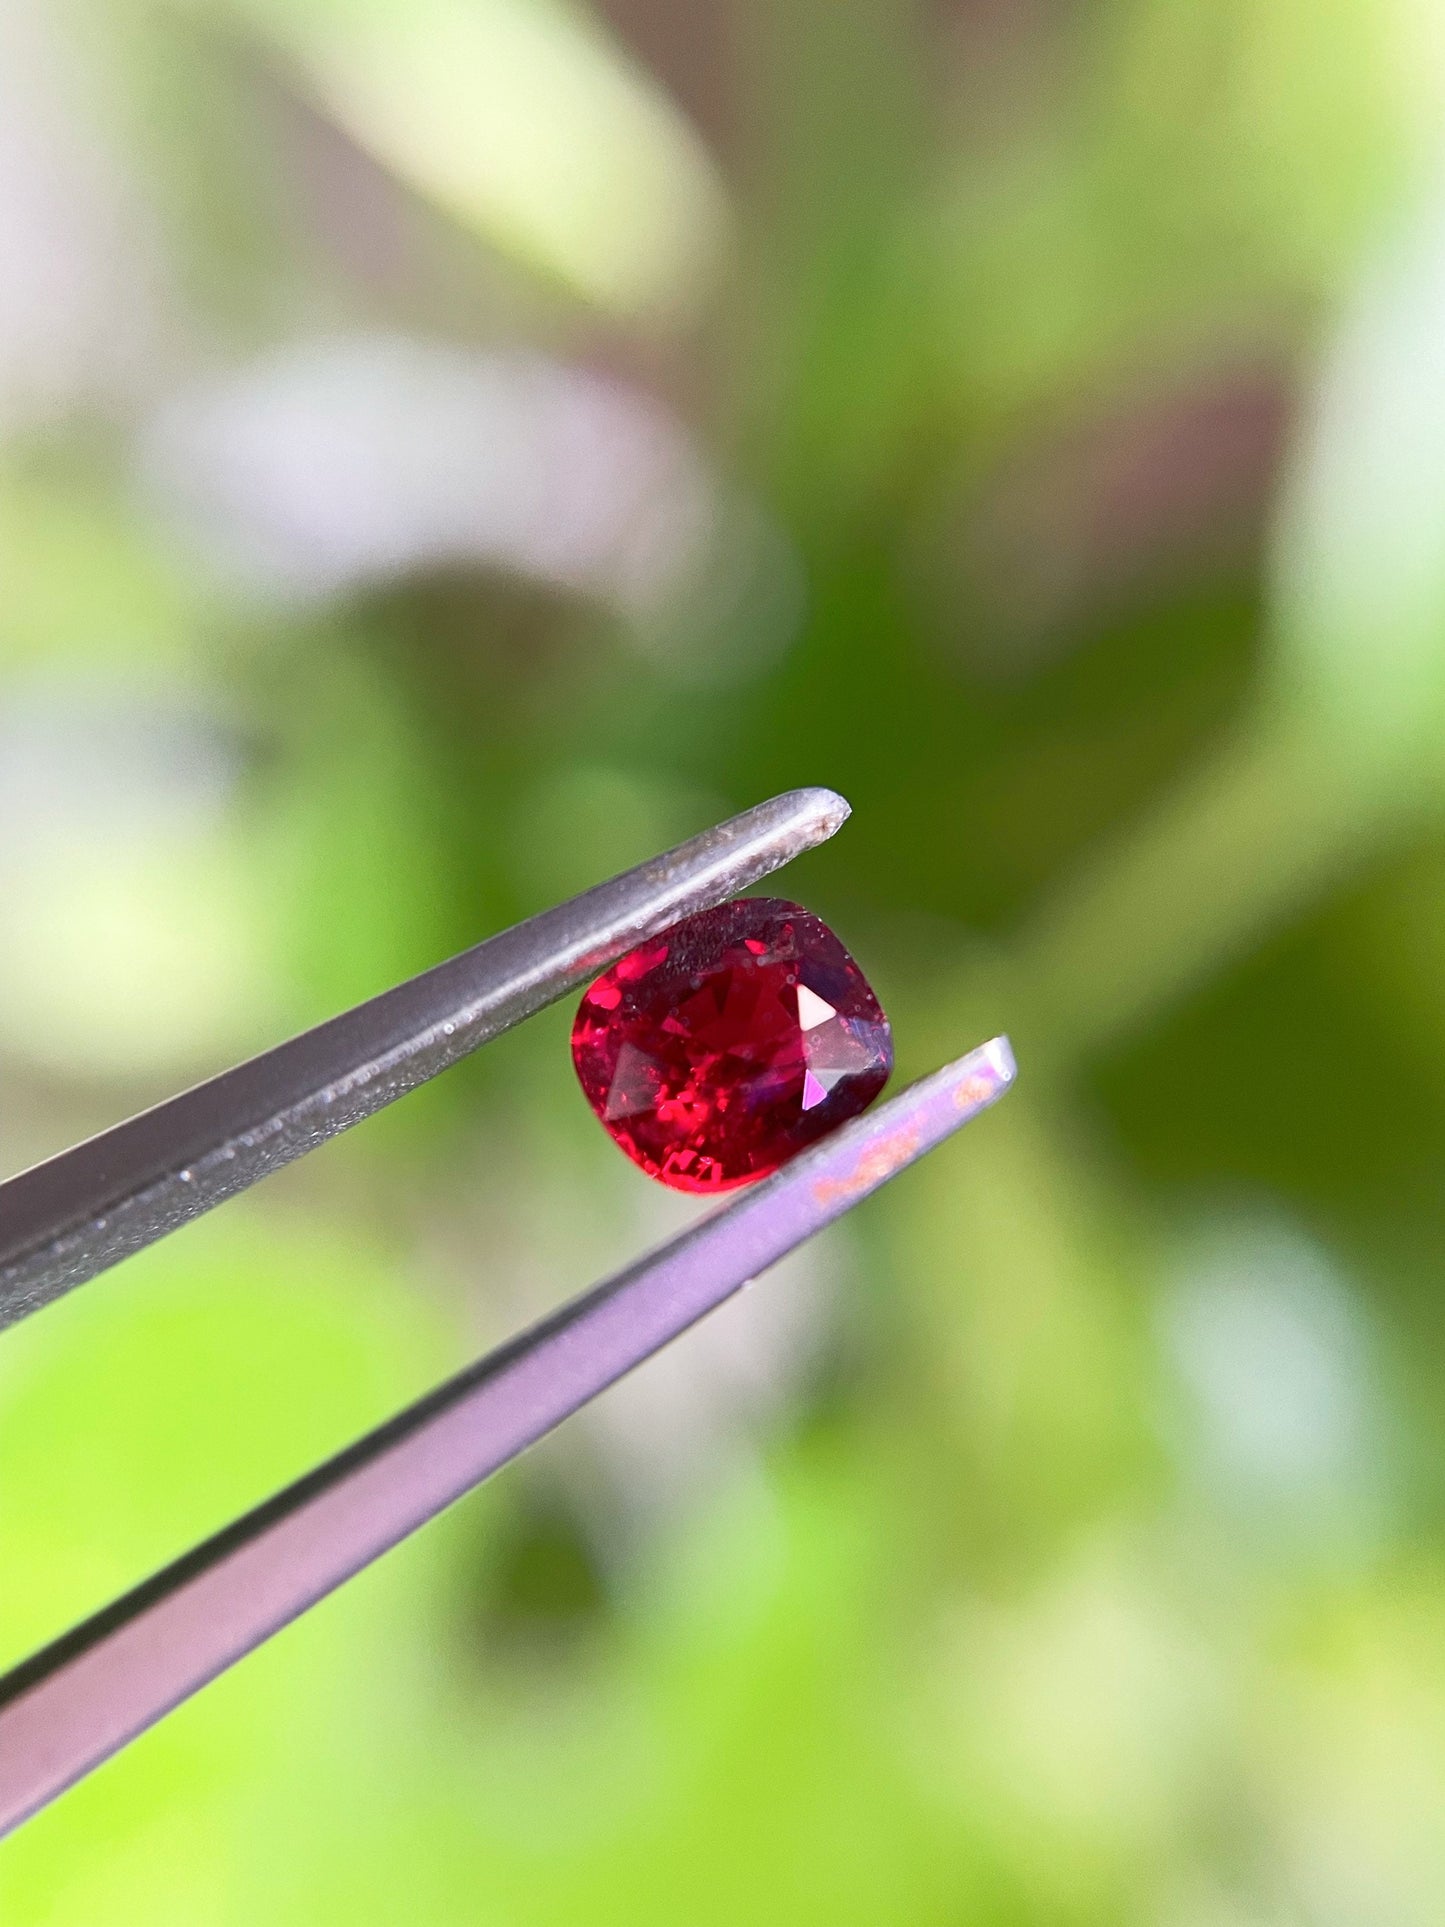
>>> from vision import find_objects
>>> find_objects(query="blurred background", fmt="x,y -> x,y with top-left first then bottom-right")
5,0 -> 1445,1918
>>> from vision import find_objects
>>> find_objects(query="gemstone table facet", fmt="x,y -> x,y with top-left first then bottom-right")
571,897 -> 893,1192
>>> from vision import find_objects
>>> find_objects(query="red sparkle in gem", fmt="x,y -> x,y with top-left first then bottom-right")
571,897 -> 893,1193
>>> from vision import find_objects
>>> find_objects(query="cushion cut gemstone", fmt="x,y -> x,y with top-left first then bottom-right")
571,897 -> 893,1192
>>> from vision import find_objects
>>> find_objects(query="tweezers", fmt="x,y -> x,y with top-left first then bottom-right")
0,787 -> 1015,1837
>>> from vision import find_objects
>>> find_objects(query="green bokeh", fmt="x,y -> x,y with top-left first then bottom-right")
4,0 -> 1445,1918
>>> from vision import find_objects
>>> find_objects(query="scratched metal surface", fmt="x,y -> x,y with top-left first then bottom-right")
0,787 -> 849,1332
0,1035 -> 1014,1839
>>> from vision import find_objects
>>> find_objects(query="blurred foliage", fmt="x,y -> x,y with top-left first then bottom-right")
5,0 -> 1445,1920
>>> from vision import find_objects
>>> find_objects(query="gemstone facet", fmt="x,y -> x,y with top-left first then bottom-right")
571,897 -> 893,1192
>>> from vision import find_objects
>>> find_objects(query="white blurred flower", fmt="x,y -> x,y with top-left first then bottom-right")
139,334 -> 801,680
1159,1210 -> 1390,1536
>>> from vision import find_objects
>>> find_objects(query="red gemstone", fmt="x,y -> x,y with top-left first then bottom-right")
571,897 -> 893,1193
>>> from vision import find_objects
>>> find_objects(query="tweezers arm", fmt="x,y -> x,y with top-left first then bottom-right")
0,1037 -> 1014,1841
0,787 -> 848,1331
